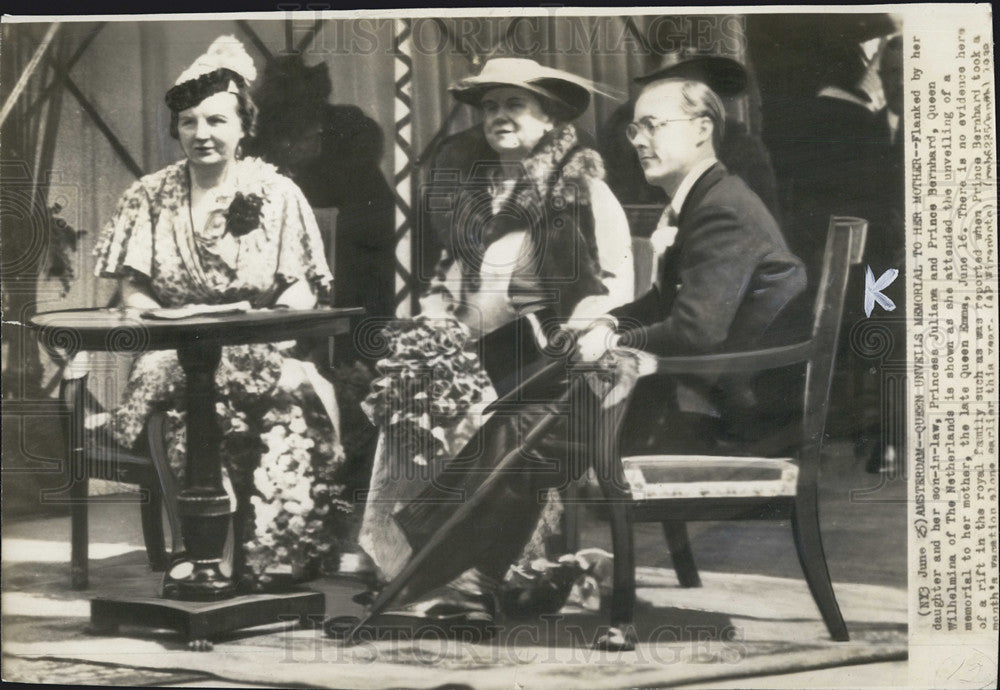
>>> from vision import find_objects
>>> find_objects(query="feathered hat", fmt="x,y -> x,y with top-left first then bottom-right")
165,35 -> 257,113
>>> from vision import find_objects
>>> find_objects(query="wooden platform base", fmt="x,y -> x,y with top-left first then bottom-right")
90,590 -> 325,648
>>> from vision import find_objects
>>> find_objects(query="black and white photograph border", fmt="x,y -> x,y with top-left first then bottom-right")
1,6 -> 995,689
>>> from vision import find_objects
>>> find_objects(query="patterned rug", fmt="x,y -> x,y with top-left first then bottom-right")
2,546 -> 907,688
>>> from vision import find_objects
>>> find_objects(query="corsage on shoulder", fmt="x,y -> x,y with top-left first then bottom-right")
222,157 -> 280,238
224,191 -> 264,237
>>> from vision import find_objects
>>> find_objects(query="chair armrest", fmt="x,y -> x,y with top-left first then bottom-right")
652,341 -> 814,375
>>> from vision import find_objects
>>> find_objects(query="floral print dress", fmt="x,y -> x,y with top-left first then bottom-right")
93,157 -> 350,586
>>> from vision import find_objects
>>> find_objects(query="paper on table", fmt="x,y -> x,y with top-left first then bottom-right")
141,301 -> 253,320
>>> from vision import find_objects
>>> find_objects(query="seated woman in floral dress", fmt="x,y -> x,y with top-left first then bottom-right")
356,58 -> 633,629
93,37 -> 350,589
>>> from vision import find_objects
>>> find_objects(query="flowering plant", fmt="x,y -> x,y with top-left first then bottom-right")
157,343 -> 350,588
243,390 -> 351,585
46,202 -> 86,296
361,316 -> 491,465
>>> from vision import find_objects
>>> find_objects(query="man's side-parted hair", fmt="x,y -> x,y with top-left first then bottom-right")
642,78 -> 726,152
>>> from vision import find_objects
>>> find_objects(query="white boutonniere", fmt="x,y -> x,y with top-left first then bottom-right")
649,210 -> 679,256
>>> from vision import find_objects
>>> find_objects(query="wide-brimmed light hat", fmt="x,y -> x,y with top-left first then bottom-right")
635,52 -> 747,98
450,58 -> 617,121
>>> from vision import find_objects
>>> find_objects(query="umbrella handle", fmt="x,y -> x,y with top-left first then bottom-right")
483,353 -> 571,414
346,374 -> 589,644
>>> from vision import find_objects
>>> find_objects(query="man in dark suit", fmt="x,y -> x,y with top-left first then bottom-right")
598,54 -> 782,225
577,77 -> 808,451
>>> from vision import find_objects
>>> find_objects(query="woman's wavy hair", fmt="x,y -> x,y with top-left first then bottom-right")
166,68 -> 258,140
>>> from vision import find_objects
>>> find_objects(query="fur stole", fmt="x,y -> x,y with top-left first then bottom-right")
450,123 -> 609,319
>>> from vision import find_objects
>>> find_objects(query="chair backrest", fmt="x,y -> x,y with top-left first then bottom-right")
631,236 -> 655,298
624,204 -> 666,299
798,216 -> 867,485
623,204 -> 664,238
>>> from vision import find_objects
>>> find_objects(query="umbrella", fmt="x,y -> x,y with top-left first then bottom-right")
344,357 -> 585,643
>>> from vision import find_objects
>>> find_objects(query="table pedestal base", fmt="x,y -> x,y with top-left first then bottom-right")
165,492 -> 236,601
90,591 -> 325,649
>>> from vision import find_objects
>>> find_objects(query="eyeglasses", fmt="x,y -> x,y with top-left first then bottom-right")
625,116 -> 697,142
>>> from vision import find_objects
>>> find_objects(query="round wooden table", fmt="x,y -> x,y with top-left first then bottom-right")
31,306 -> 363,645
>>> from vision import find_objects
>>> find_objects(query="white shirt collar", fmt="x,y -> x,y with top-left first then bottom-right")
886,109 -> 900,141
667,156 -> 718,220
649,157 -> 717,257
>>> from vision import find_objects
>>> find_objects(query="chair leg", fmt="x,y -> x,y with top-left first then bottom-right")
62,375 -> 90,590
164,494 -> 184,558
792,486 -> 849,641
662,521 -> 701,588
231,500 -> 248,583
145,412 -> 183,556
70,474 -> 89,590
139,484 -> 168,571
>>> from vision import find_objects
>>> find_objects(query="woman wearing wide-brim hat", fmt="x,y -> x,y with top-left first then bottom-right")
439,57 -> 633,327
354,57 -> 633,632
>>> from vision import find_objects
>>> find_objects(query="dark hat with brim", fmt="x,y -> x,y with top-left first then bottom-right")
635,55 -> 747,98
166,68 -> 247,113
450,58 -> 616,121
165,36 -> 257,113
825,13 -> 899,43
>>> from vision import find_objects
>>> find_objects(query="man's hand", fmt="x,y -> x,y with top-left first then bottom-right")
573,321 -> 620,362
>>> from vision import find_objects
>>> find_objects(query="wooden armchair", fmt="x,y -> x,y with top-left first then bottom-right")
58,359 -> 182,589
596,216 -> 867,649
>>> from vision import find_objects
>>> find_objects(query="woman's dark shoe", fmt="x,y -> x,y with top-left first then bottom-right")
351,589 -> 377,607
593,625 -> 638,651
500,555 -> 587,619
323,615 -> 361,640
